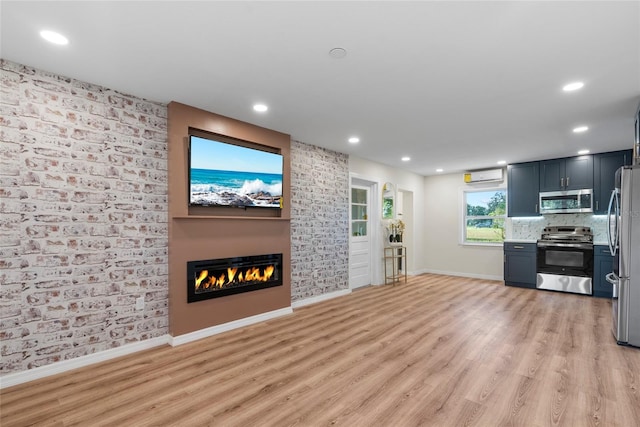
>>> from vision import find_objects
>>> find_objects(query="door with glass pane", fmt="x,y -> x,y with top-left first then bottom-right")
350,185 -> 371,289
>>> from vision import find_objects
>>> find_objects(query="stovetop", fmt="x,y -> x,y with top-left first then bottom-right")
539,226 -> 593,243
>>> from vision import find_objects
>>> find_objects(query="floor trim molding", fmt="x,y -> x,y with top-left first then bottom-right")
0,335 -> 170,389
291,289 -> 351,309
415,269 -> 503,281
1,308 -> 295,389
169,307 -> 294,347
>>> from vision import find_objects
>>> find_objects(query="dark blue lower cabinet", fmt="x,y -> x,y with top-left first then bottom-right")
504,242 -> 537,289
593,245 -> 614,298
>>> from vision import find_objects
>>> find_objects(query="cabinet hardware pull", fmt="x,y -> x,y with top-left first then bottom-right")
514,245 -> 524,249
535,203 -> 538,213
596,200 -> 599,210
561,177 -> 565,187
566,176 -> 570,187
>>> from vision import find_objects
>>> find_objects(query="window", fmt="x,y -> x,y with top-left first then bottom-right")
463,189 -> 506,244
351,187 -> 368,237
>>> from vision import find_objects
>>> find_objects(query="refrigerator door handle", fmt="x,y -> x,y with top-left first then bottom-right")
606,189 -> 619,256
605,272 -> 619,299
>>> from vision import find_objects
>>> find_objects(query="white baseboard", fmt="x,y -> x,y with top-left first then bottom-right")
418,269 -> 503,281
169,307 -> 293,347
0,335 -> 170,389
1,307 -> 295,389
291,289 -> 351,309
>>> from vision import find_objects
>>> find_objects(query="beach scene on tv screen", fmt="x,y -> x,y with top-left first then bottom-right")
190,136 -> 283,208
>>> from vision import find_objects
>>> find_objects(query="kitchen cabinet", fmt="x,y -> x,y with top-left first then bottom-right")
507,162 -> 540,217
507,150 -> 629,217
539,155 -> 593,192
504,242 -> 537,288
593,245 -> 614,298
593,150 -> 633,214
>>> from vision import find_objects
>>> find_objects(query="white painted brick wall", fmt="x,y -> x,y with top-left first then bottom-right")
290,141 -> 349,301
0,60 -> 169,374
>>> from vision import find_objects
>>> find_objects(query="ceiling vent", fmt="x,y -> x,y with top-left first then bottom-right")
464,168 -> 504,184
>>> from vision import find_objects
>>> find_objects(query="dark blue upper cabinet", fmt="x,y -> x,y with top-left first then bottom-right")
540,155 -> 593,192
565,156 -> 594,190
593,150 -> 633,214
508,150 -> 629,218
539,159 -> 563,192
507,162 -> 540,217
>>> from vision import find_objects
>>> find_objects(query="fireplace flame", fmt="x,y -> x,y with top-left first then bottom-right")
264,265 -> 275,278
216,274 -> 226,288
227,267 -> 238,283
195,270 -> 208,288
194,264 -> 276,292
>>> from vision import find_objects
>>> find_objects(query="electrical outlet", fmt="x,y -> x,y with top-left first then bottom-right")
135,296 -> 145,311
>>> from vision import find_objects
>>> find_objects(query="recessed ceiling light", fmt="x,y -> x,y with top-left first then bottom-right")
329,48 -> 347,59
563,81 -> 584,92
253,103 -> 268,113
401,156 -> 411,162
497,160 -> 507,165
573,126 -> 589,133
436,168 -> 444,173
348,137 -> 360,144
40,30 -> 69,45
578,149 -> 590,155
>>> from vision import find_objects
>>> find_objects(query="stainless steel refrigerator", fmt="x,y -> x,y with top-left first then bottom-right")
606,164 -> 640,347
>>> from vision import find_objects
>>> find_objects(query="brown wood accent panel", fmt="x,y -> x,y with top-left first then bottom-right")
167,101 -> 291,219
167,102 -> 291,336
2,274 -> 639,426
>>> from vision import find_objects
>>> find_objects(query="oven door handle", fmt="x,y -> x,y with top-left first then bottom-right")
536,242 -> 593,249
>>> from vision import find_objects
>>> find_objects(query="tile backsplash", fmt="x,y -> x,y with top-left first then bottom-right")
507,214 -> 608,244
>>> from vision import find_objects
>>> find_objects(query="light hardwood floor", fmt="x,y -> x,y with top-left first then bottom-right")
2,274 -> 639,426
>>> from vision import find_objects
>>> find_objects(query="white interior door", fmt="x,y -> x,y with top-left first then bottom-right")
350,184 -> 372,289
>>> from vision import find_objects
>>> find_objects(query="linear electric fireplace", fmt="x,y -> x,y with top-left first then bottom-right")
187,253 -> 283,303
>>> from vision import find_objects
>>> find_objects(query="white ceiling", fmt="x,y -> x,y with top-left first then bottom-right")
2,1 -> 639,176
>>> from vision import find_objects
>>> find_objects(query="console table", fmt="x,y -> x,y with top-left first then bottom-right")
384,245 -> 407,285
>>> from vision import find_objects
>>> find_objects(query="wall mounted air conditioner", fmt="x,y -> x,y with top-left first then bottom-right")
463,168 -> 504,183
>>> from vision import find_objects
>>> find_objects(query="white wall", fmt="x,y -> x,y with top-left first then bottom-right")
422,172 -> 504,280
349,157 -> 505,281
349,156 -> 427,276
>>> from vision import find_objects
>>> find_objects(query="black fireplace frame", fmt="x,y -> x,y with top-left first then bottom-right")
187,253 -> 283,303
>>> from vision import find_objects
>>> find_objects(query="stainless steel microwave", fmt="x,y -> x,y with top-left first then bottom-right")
539,189 -> 593,214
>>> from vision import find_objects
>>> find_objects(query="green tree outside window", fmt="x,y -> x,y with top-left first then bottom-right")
464,190 -> 506,243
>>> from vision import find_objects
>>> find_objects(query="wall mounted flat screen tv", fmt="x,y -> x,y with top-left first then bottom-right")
189,135 -> 283,208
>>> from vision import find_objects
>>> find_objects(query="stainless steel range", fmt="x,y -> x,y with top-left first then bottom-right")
536,226 -> 594,295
